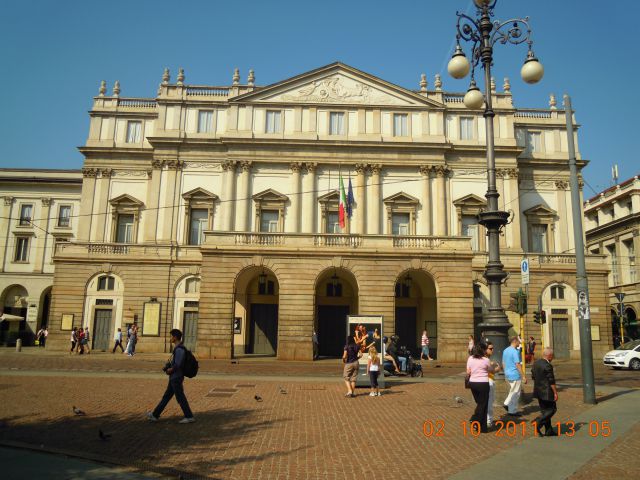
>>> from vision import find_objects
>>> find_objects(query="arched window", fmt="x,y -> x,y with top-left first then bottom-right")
97,275 -> 115,291
550,284 -> 565,300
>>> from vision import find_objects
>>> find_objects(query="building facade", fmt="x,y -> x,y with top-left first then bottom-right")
45,62 -> 611,360
584,175 -> 640,345
0,169 -> 82,345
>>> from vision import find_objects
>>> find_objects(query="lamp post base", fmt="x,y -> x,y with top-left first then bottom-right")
478,311 -> 512,363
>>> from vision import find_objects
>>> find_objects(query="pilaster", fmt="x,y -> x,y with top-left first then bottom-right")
419,165 -> 433,235
355,163 -> 367,234
301,163 -> 317,233
368,164 -> 381,234
289,163 -> 302,233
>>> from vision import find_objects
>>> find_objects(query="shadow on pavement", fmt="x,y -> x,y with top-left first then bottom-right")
0,408 -> 306,479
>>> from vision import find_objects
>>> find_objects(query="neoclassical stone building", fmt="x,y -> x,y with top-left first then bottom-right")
46,62 -> 611,360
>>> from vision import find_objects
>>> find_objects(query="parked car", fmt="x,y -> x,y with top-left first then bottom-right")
603,339 -> 640,370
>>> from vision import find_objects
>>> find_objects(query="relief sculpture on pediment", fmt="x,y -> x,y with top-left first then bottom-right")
281,76 -> 389,104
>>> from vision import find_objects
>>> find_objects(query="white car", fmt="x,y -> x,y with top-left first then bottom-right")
603,339 -> 640,370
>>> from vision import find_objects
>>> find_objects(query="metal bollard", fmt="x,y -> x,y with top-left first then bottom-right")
15,338 -> 22,352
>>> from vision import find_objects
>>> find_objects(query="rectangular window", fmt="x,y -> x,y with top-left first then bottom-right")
189,208 -> 208,245
265,110 -> 282,134
19,204 -> 33,226
14,237 -> 30,262
116,214 -> 134,243
551,285 -> 565,300
97,276 -> 115,291
258,280 -> 275,295
327,212 -> 340,233
624,239 -> 636,284
462,215 -> 480,251
126,121 -> 142,143
530,224 -> 547,253
393,113 -> 408,137
197,110 -> 213,133
329,112 -> 345,135
606,244 -> 618,286
392,212 -> 410,236
260,210 -> 279,232
58,205 -> 71,227
527,131 -> 542,153
460,117 -> 474,140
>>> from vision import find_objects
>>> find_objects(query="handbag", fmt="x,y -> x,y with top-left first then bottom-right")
464,373 -> 471,389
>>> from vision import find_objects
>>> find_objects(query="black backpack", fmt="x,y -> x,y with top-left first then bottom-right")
176,345 -> 199,378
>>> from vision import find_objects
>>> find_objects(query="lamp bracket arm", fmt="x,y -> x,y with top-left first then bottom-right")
490,17 -> 534,49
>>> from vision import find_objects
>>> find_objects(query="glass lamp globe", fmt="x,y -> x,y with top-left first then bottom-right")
473,0 -> 490,6
464,81 -> 484,109
521,52 -> 544,84
447,45 -> 470,79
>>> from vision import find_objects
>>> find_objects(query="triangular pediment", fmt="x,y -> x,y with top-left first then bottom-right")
252,188 -> 289,202
318,190 -> 339,202
383,191 -> 420,204
524,204 -> 557,217
232,62 -> 443,108
182,187 -> 218,201
109,194 -> 144,207
453,194 -> 487,207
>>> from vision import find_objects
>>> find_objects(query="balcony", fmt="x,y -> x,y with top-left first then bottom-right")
54,242 -> 202,262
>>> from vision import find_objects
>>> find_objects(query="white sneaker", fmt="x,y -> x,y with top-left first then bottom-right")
146,412 -> 158,422
179,417 -> 195,424
377,392 -> 382,396
369,392 -> 376,397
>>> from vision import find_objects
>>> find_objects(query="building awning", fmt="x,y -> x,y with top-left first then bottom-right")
0,313 -> 24,322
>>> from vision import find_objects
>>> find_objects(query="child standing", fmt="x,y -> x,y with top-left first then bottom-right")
367,346 -> 381,397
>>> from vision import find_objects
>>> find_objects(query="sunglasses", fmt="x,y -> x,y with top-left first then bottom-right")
487,347 -> 494,350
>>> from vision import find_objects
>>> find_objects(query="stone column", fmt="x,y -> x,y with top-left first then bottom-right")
235,161 -> 252,231
77,169 -> 97,241
35,197 -> 52,273
419,165 -> 433,235
355,163 -> 367,234
368,164 -> 382,234
144,160 -> 163,243
160,162 -> 181,241
1,196 -> 14,272
93,168 -> 113,242
301,163 -> 317,233
289,163 -> 302,233
222,161 -> 237,231
434,166 -> 448,236
555,180 -> 570,253
504,169 -> 521,250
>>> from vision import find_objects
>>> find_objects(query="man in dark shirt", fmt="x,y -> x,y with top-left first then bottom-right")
531,347 -> 558,436
147,329 -> 195,424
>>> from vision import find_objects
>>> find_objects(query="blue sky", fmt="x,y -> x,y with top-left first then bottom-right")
1,0 -> 637,196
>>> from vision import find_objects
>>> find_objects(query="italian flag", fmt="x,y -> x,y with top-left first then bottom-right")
339,173 -> 347,229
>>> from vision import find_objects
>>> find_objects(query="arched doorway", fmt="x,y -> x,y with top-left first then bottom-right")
173,276 -> 201,351
39,287 -> 52,328
625,307 -> 638,342
234,267 -> 279,356
542,283 -> 577,359
1,285 -> 28,346
85,273 -> 124,351
394,270 -> 437,358
315,268 -> 358,357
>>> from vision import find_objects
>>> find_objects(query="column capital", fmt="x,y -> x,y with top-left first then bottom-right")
240,161 -> 253,173
355,163 -> 367,174
41,197 -> 52,207
3,196 -> 14,206
434,165 -> 450,178
419,165 -> 433,176
165,160 -> 184,170
289,162 -> 303,173
221,160 -> 237,172
555,180 -> 569,190
82,168 -> 98,178
304,162 -> 318,174
151,159 -> 164,169
502,168 -> 518,179
369,164 -> 382,175
100,168 -> 113,178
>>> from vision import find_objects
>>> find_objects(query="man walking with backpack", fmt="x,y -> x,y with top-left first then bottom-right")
147,329 -> 195,424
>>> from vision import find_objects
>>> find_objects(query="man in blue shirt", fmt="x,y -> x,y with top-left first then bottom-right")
502,336 -> 527,416
147,329 -> 195,424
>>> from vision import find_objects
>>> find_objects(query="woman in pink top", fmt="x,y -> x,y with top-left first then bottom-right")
466,341 -> 497,433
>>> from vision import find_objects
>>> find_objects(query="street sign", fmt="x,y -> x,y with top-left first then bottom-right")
615,292 -> 625,302
521,258 -> 530,285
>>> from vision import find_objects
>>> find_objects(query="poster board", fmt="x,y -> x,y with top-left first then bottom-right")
142,301 -> 161,336
61,314 -> 74,331
591,325 -> 600,341
347,315 -> 384,388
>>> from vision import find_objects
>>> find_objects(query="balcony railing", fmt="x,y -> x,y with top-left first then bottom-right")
537,254 -> 577,264
54,242 -> 202,261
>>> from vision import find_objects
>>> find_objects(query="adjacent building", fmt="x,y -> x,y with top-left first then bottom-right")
43,62 -> 611,361
584,175 -> 640,344
0,169 -> 82,345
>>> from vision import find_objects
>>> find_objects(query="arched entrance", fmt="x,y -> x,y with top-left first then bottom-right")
394,270 -> 437,358
626,308 -> 638,341
542,283 -> 577,359
173,276 -> 201,351
234,267 -> 279,356
1,285 -> 28,346
85,273 -> 124,351
39,287 -> 52,328
315,268 -> 358,357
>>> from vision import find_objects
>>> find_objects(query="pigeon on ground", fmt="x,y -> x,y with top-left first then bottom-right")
72,406 -> 86,416
278,386 -> 287,394
98,429 -> 111,441
254,395 -> 263,402
453,396 -> 464,404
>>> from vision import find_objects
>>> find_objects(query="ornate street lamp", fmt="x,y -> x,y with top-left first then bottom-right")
447,0 -> 543,360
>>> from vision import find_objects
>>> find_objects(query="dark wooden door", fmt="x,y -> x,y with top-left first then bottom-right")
93,309 -> 112,351
552,317 -> 569,359
317,305 -> 349,357
395,306 -> 419,353
249,304 -> 278,355
183,311 -> 198,351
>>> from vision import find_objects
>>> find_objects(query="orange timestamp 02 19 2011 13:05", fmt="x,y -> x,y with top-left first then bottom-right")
422,420 -> 613,438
